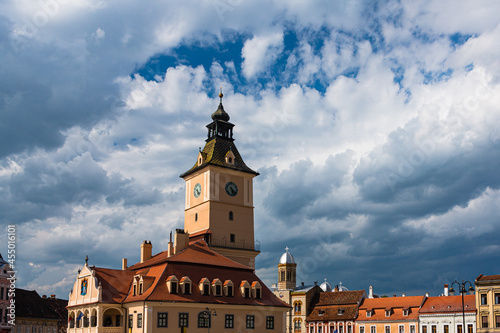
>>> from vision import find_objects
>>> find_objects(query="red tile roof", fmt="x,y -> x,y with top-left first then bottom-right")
476,274 -> 500,282
93,267 -> 135,303
358,296 -> 424,321
420,295 -> 476,314
307,290 -> 365,323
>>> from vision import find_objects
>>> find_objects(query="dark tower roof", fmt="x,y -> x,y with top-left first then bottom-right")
180,90 -> 258,178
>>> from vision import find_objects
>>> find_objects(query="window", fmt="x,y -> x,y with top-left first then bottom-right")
467,324 -> 473,333
84,315 -> 89,327
360,326 -> 365,333
266,316 -> 275,329
385,326 -> 390,333
133,284 -> 136,296
179,313 -> 188,328
385,310 -> 391,317
403,309 -> 409,316
227,284 -> 233,296
481,294 -> 487,305
225,314 -> 234,329
230,234 -> 235,243
371,326 -> 376,333
431,326 -> 436,333
157,313 -> 168,328
137,314 -> 142,328
128,315 -> 133,328
198,312 -> 211,328
244,287 -> 250,298
367,310 -> 372,317
203,283 -> 210,295
195,213 -> 198,222
496,315 -> 500,328
400,326 -> 405,333
229,211 -> 234,221
295,319 -> 303,331
495,293 -> 500,305
422,326 -> 427,333
139,283 -> 143,294
247,315 -> 255,329
347,325 -> 352,333
215,284 -> 222,296
457,325 -> 462,333
444,325 -> 449,333
339,325 -> 344,333
410,326 -> 415,333
0,287 -> 3,300
256,288 -> 261,298
338,309 -> 345,315
482,316 -> 488,328
171,281 -> 177,294
184,282 -> 191,294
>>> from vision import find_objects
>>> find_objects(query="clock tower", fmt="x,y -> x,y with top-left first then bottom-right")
180,90 -> 260,269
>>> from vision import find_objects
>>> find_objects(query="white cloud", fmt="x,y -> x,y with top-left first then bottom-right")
242,32 -> 284,79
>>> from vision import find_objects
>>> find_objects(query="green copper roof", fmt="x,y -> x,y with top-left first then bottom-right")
180,137 -> 259,178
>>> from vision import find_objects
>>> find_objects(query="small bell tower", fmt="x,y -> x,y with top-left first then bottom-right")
278,247 -> 297,290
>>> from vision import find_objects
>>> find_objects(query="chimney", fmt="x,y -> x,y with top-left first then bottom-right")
402,292 -> 406,297
50,294 -> 56,299
334,285 -> 339,292
425,292 -> 429,297
122,258 -> 127,270
444,284 -> 449,296
174,229 -> 189,254
168,231 -> 174,257
302,282 -> 305,287
369,285 -> 374,298
140,240 -> 152,263
42,295 -> 47,299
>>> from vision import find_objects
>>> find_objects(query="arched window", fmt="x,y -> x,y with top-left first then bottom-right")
198,312 -> 211,328
229,211 -> 234,221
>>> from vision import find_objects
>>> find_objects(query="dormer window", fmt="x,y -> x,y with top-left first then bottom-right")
338,308 -> 345,315
139,282 -> 143,294
367,310 -> 373,317
133,284 -> 137,296
224,280 -> 234,296
180,277 -> 192,294
385,310 -> 391,317
197,151 -> 206,166
252,281 -> 262,299
240,280 -> 251,298
212,279 -> 222,296
200,278 -> 210,296
225,150 -> 235,166
318,310 -> 325,316
403,309 -> 409,316
167,275 -> 179,294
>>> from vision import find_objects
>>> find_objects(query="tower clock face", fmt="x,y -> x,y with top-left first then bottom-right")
194,183 -> 202,198
225,181 -> 238,196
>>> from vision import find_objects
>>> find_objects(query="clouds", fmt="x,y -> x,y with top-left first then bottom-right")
1,0 -> 500,299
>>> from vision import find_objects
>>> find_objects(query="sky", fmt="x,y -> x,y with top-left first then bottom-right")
1,0 -> 500,299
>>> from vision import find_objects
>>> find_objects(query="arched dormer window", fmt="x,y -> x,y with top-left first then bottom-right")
225,150 -> 235,166
229,211 -> 234,221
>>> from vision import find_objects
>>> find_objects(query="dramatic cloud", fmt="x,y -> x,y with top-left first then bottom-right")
1,0 -> 499,298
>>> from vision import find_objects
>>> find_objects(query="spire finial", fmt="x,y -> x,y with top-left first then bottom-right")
285,246 -> 289,252
219,86 -> 223,103
85,255 -> 89,265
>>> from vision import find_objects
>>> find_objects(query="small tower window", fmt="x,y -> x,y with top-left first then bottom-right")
229,211 -> 234,221
195,213 -> 198,222
230,234 -> 235,243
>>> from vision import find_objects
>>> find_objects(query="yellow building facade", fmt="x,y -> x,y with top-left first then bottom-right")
475,274 -> 500,333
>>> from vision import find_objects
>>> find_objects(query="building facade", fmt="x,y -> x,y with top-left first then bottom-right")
356,296 -> 424,333
306,289 -> 366,333
419,288 -> 475,333
66,93 -> 289,333
475,274 -> 500,333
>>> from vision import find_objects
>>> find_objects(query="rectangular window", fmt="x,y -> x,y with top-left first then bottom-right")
225,314 -> 234,329
184,283 -> 191,294
266,316 -> 275,329
371,326 -> 376,333
495,293 -> 500,305
245,288 -> 250,298
410,325 -> 415,333
179,313 -> 188,328
432,325 -> 436,333
496,315 -> 500,328
216,284 -> 222,296
367,310 -> 372,317
158,313 -> 168,328
457,325 -> 462,333
444,325 -> 449,333
360,326 -> 365,333
230,234 -> 235,243
422,326 -> 427,333
481,294 -> 487,305
115,315 -> 121,327
400,326 -> 405,333
256,288 -> 261,298
247,315 -> 255,329
386,326 -> 391,333
348,325 -> 352,333
128,315 -> 133,328
204,283 -> 210,295
482,316 -> 488,329
227,285 -> 233,296
340,326 -> 344,333
137,314 -> 142,328
386,310 -> 391,317
0,287 -> 4,300
467,324 -> 473,333
171,282 -> 177,294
